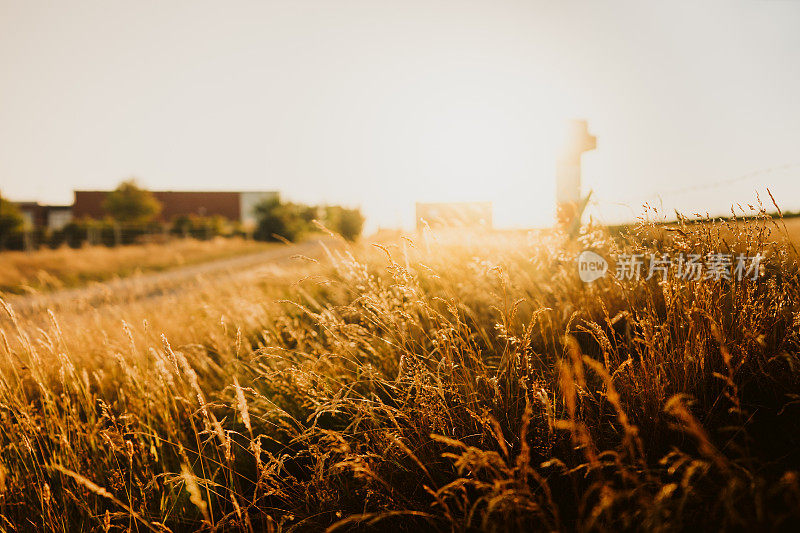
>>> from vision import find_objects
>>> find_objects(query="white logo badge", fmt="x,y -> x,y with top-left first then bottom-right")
577,250 -> 608,283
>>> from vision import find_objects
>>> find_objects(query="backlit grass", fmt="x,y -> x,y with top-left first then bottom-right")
1,207 -> 799,532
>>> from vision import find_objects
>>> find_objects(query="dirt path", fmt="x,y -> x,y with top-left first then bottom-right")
2,239 -> 333,316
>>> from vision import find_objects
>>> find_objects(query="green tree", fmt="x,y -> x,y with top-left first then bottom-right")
103,179 -> 162,224
0,193 -> 25,247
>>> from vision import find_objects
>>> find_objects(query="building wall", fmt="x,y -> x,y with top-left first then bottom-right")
19,210 -> 35,230
239,191 -> 279,228
48,208 -> 72,230
15,202 -> 72,230
73,190 -> 277,223
72,191 -> 108,219
153,191 -> 241,221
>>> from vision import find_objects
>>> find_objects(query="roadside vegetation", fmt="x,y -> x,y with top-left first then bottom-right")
0,202 -> 799,531
253,197 -> 364,243
1,181 -> 364,252
0,237 -> 273,294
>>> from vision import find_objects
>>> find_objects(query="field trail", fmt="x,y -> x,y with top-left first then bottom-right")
2,239 -> 334,316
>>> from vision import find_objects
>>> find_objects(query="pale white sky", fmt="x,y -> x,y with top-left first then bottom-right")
1,1 -> 799,230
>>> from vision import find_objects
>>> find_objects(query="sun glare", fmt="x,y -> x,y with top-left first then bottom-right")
394,92 -> 573,230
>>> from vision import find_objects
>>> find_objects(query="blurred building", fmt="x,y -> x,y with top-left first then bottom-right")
556,119 -> 596,230
73,190 -> 278,227
15,202 -> 73,230
415,202 -> 492,231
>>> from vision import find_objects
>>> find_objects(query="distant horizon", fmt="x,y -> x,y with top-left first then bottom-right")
12,183 -> 800,232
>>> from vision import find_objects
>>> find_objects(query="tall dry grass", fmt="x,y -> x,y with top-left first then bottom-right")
0,237 -> 273,295
0,205 -> 799,531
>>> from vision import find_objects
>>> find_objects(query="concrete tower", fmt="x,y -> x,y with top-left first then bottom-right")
556,119 -> 596,233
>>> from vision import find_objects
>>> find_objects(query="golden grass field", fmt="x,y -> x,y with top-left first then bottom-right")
0,238 -> 274,295
1,209 -> 800,532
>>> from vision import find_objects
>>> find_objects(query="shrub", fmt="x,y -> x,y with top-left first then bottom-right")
253,197 -> 313,242
0,193 -> 24,248
324,205 -> 365,241
170,214 -> 230,239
